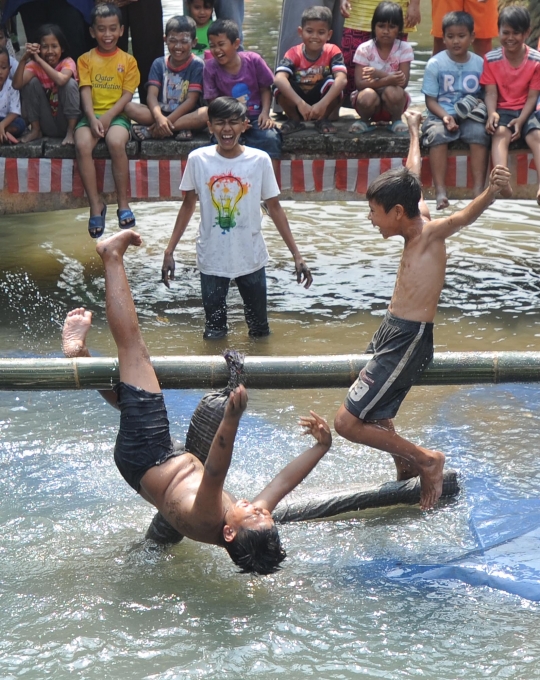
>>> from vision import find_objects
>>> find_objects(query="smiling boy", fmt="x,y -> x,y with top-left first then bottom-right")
161,96 -> 312,340
421,11 -> 490,209
481,6 -> 540,203
125,15 -> 206,141
274,5 -> 347,135
75,3 -> 140,238
204,19 -> 281,161
334,110 -> 511,512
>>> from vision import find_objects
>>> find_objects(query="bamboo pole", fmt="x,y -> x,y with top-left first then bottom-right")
1,352 -> 540,390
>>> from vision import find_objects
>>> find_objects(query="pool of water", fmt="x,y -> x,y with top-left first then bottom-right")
1,198 -> 540,678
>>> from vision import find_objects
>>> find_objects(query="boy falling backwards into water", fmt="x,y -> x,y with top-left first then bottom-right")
334,110 -> 511,511
62,230 -> 332,575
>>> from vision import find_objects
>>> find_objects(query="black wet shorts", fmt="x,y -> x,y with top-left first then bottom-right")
114,382 -> 184,492
344,311 -> 434,422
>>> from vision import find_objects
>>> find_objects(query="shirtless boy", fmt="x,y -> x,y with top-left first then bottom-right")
62,229 -> 332,575
334,110 -> 511,511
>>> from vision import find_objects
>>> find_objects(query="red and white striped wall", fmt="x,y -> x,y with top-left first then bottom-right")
0,154 -> 537,198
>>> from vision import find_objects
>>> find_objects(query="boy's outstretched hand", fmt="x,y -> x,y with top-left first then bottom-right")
299,411 -> 332,449
224,385 -> 248,420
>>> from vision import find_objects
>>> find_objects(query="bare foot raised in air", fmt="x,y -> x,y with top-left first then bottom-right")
436,190 -> 449,210
96,229 -> 142,260
418,447 -> 445,510
62,307 -> 92,358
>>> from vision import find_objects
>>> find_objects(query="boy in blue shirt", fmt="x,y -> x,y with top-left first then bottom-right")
421,11 -> 490,210
126,15 -> 207,141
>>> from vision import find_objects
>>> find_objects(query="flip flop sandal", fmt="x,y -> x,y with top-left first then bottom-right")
175,129 -> 193,140
468,101 -> 488,123
389,120 -> 409,136
454,94 -> 478,121
314,119 -> 337,134
131,124 -> 152,141
280,119 -> 306,136
117,208 -> 136,229
88,203 -> 107,239
349,120 -> 373,134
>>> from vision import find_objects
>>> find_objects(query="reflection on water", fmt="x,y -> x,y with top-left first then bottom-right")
0,200 -> 539,356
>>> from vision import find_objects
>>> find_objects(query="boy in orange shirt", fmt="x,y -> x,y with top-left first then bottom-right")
75,3 -> 140,238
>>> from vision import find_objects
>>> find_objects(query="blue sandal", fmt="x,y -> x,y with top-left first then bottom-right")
117,208 -> 136,229
88,203 -> 107,239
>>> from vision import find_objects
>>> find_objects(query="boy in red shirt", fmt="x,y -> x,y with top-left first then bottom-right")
481,5 -> 540,202
274,5 -> 347,135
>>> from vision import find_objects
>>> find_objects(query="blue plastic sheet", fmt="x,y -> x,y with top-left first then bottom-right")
389,384 -> 540,601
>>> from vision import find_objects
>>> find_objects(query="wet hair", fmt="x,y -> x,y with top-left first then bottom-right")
187,0 -> 214,7
165,15 -> 197,39
35,24 -> 70,60
366,167 -> 421,218
208,95 -> 247,121
498,5 -> 530,33
0,46 -> 9,63
90,3 -> 123,26
301,6 -> 333,29
207,19 -> 239,43
442,11 -> 474,35
371,1 -> 404,38
224,525 -> 287,575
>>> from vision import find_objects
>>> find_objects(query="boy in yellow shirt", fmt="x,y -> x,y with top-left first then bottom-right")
75,3 -> 140,238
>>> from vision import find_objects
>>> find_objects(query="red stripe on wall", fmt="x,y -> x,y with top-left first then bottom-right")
51,159 -> 62,192
291,159 -> 305,193
6,158 -> 18,193
335,159 -> 348,191
356,159 -> 369,193
312,159 -> 325,192
516,153 -> 528,186
159,160 -> 171,198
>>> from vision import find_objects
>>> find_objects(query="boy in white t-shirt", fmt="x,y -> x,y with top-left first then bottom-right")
161,96 -> 312,339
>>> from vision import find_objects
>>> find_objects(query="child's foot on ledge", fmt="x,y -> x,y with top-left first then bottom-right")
62,130 -> 75,145
436,191 -> 449,210
314,119 -> 337,134
175,129 -> 193,140
21,128 -> 42,143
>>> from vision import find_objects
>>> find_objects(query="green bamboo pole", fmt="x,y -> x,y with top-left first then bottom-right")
1,352 -> 540,390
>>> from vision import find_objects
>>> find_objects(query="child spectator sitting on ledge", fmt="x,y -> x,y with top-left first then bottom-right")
13,23 -> 80,146
204,19 -> 281,165
75,3 -> 140,238
274,5 -> 347,136
421,11 -> 490,210
349,1 -> 413,136
0,46 -> 25,144
126,15 -> 206,141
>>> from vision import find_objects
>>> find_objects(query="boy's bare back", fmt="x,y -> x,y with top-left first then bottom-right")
370,165 -> 511,324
